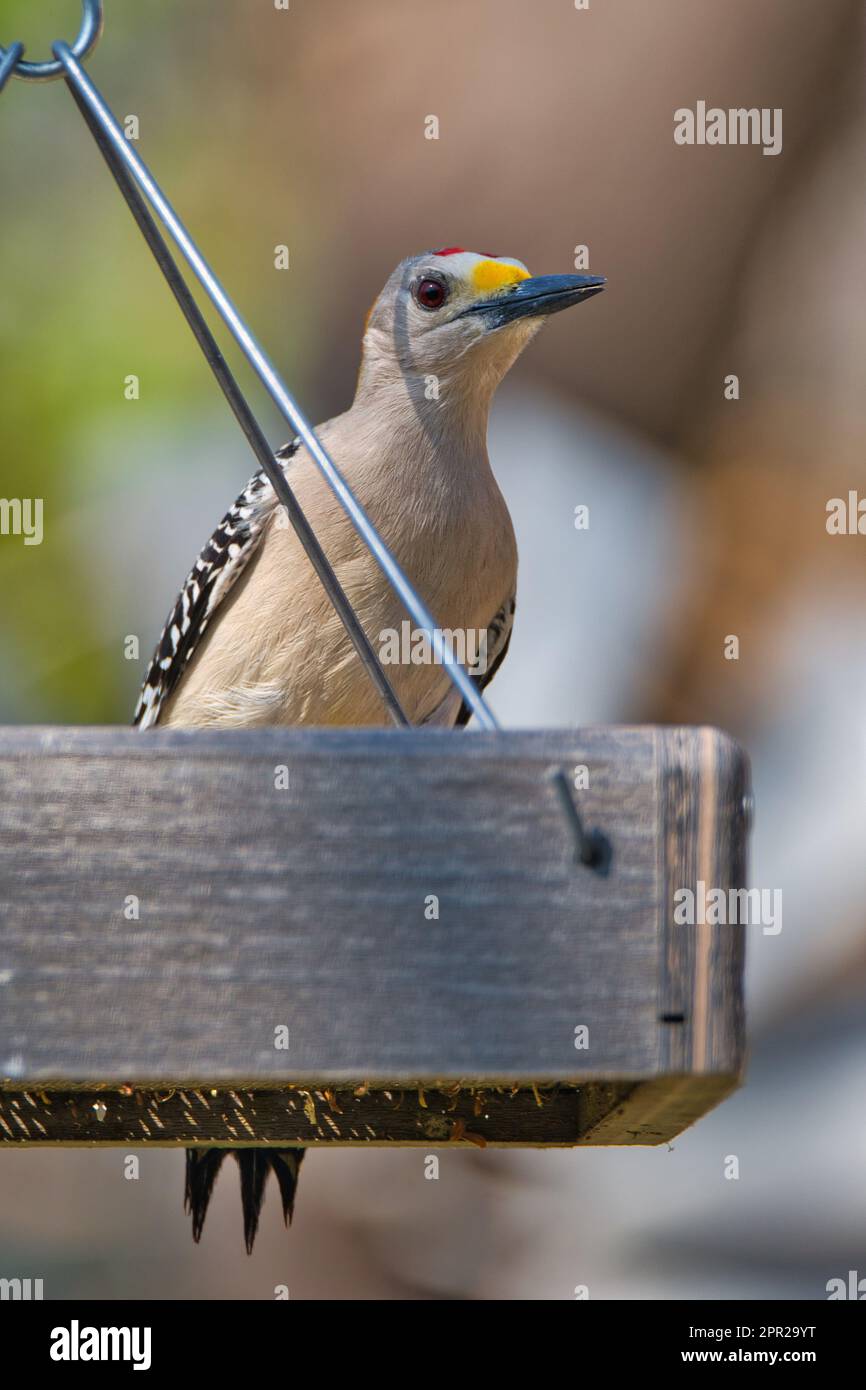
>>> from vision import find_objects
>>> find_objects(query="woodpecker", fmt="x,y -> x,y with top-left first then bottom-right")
133,248 -> 604,1250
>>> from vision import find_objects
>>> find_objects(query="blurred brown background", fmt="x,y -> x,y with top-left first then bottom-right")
0,0 -> 864,1298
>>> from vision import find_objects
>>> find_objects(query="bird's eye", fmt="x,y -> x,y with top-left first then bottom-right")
415,278 -> 448,310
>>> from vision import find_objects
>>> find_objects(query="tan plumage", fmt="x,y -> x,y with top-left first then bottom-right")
160,388 -> 517,728
135,247 -> 604,1247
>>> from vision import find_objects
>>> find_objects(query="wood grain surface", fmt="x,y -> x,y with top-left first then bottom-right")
0,725 -> 750,1145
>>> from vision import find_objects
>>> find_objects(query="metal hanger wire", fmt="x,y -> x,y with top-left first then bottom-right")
0,1 -> 611,871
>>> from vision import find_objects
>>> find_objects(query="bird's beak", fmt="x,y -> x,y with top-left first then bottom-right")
460,272 -> 606,330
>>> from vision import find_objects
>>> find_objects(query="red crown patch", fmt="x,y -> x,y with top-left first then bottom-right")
433,247 -> 501,258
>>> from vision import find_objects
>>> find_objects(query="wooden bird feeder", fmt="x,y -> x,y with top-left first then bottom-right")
0,7 -> 750,1161
0,724 -> 748,1150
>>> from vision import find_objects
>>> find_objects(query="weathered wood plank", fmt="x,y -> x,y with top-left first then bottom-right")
657,728 -> 749,1078
0,1084 -> 631,1147
0,1079 -> 740,1148
0,725 -> 749,1145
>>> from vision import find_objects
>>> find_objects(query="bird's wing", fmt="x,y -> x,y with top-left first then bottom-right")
453,594 -> 516,727
133,440 -> 299,729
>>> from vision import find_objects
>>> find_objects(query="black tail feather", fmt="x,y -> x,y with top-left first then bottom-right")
184,1148 -> 228,1243
271,1148 -> 305,1226
234,1149 -> 270,1254
184,1146 -> 306,1252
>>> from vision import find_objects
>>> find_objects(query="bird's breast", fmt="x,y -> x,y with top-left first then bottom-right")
164,415 -> 517,729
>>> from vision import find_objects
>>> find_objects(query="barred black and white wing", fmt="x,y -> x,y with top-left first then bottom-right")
133,441 -> 299,729
453,594 -> 515,727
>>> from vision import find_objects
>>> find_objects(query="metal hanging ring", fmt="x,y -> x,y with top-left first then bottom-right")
1,0 -> 103,83
0,41 -> 23,96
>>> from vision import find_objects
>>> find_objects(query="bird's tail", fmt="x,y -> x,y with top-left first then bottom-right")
184,1146 -> 305,1253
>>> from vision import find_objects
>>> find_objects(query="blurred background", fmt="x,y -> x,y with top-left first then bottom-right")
1,0 -> 864,1299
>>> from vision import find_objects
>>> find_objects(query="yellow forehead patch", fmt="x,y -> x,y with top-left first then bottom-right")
471,260 -> 530,293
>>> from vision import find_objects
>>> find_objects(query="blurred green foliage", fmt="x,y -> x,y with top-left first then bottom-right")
0,0 -> 316,722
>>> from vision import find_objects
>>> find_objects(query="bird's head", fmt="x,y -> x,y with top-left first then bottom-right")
356,248 -> 605,402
